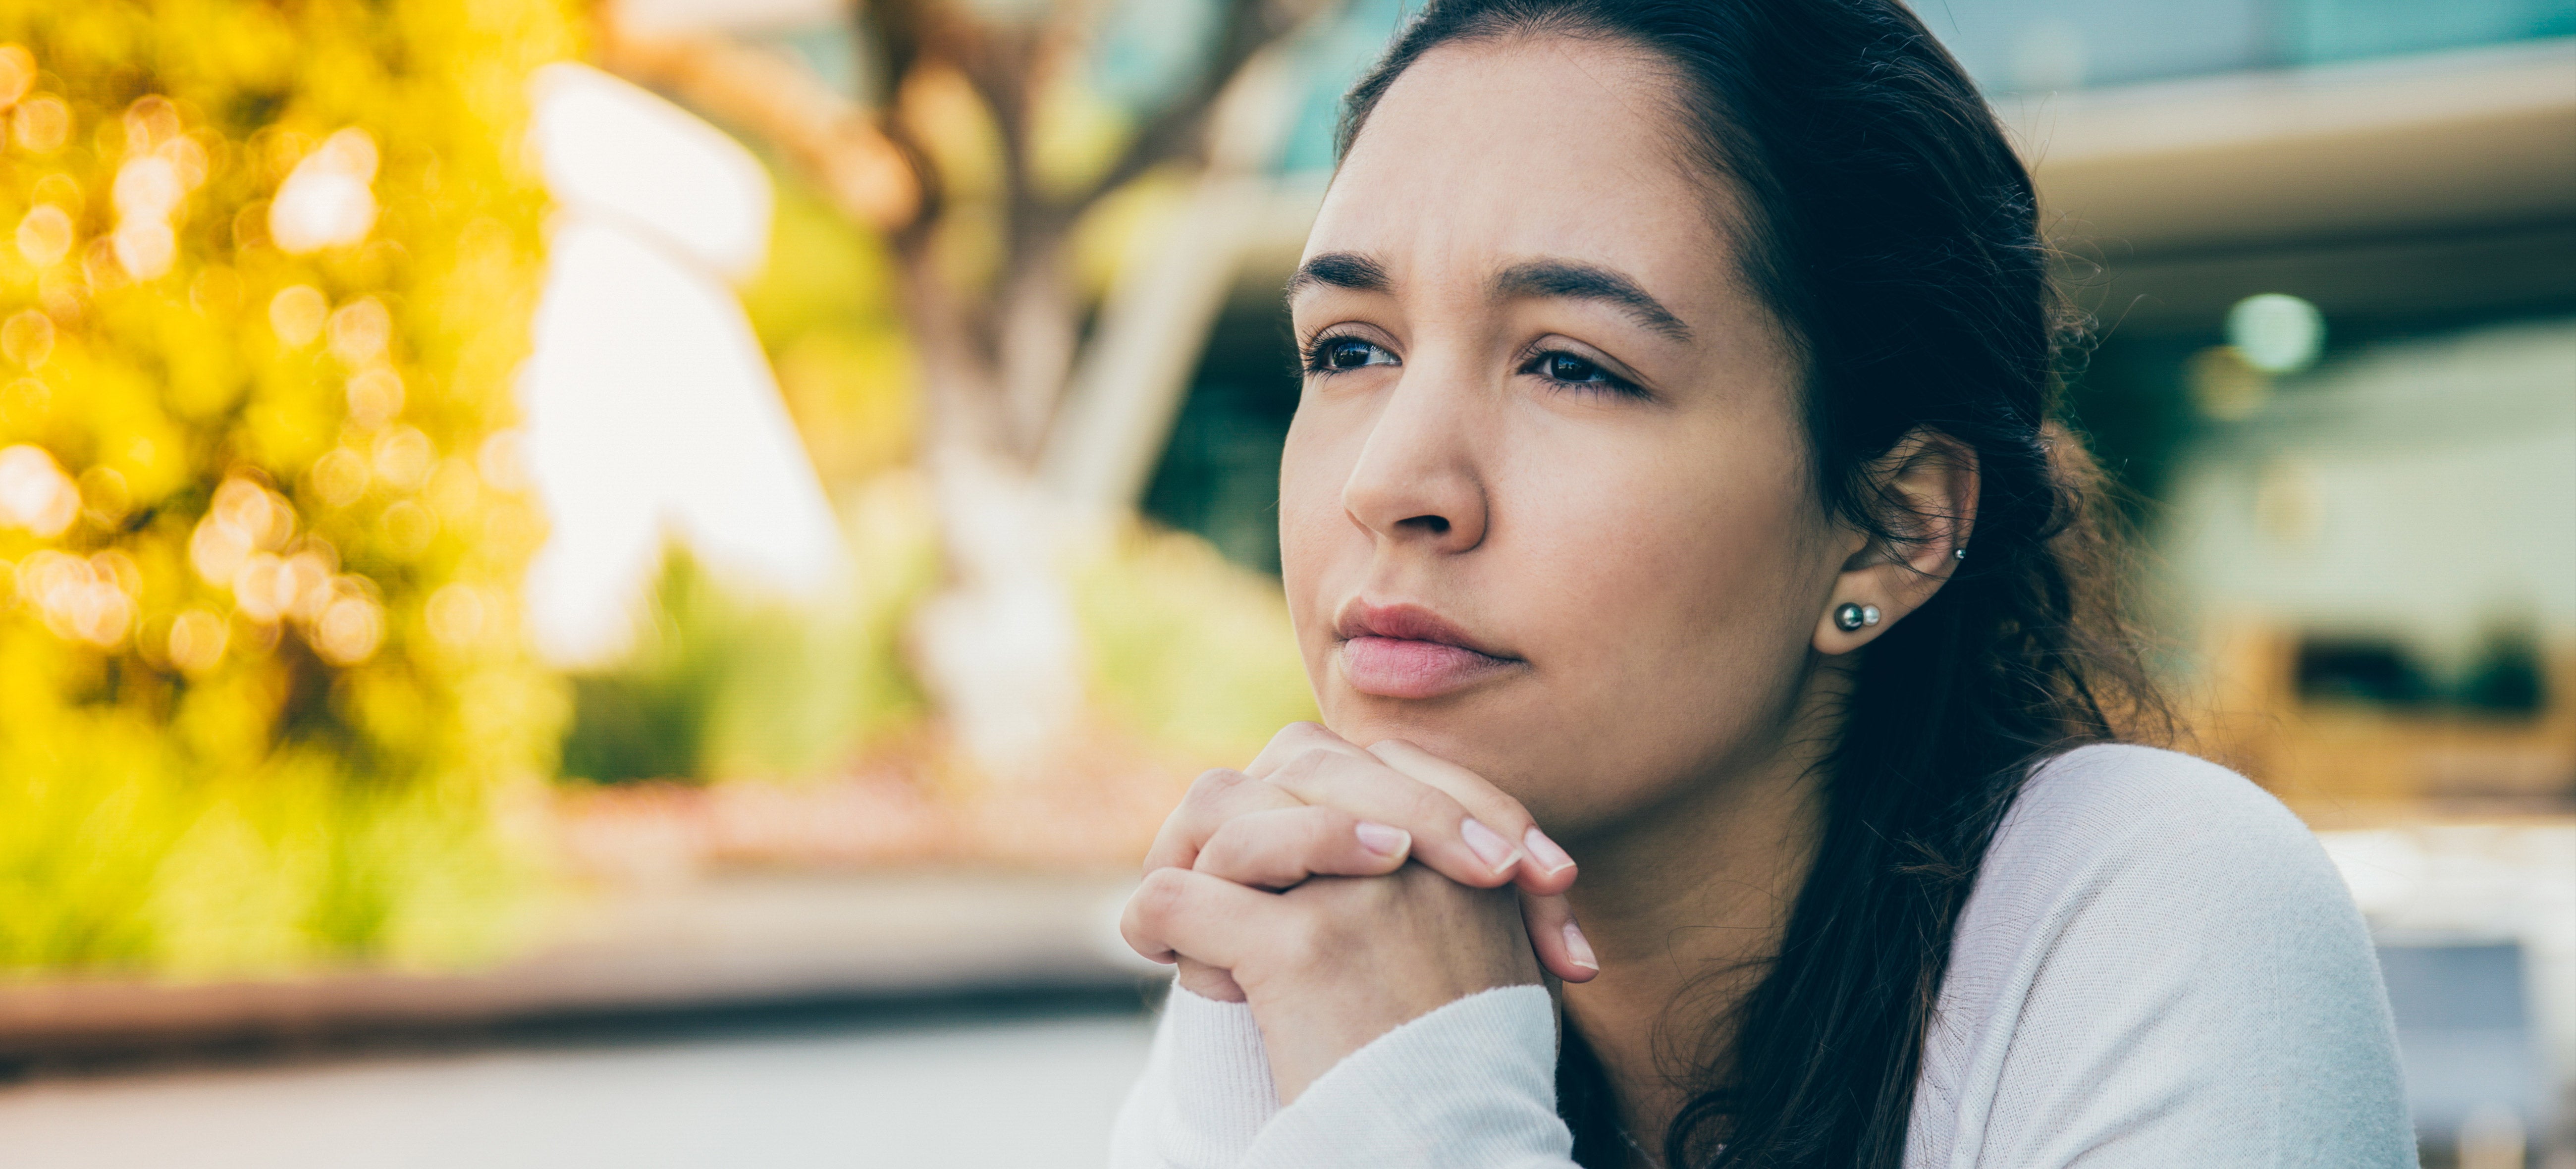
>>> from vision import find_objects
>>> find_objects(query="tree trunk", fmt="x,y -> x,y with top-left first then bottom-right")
893,246 -> 1090,779
594,4 -> 1323,781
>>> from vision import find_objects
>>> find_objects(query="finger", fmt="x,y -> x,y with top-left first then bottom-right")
1517,892 -> 1599,983
1195,806 -> 1413,890
1264,749 -> 1522,890
1121,866 -> 1281,970
1176,957 -> 1246,1003
1368,740 -> 1578,896
1143,768 -> 1303,873
1242,721 -> 1374,780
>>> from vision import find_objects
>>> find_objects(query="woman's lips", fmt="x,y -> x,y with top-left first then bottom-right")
1334,602 -> 1521,699
1340,636 -> 1518,699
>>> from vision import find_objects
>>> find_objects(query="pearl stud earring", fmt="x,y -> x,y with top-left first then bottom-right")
1833,602 -> 1882,632
1954,546 -> 1968,560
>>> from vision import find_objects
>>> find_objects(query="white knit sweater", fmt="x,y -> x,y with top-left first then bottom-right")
1107,744 -> 2419,1168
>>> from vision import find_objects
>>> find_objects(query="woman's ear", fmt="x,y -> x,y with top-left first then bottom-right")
1812,428 -> 1978,656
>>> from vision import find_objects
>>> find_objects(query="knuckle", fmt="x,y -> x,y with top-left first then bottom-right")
1273,721 -> 1334,748
1194,824 -> 1252,874
1134,866 -> 1194,922
1144,817 -> 1203,873
1406,784 -> 1465,825
1269,746 -> 1341,788
1183,767 -> 1246,803
1303,806 -> 1353,852
1289,744 -> 1344,772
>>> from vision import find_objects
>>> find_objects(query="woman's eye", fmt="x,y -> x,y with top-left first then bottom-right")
1545,352 -> 1602,382
1524,349 -> 1641,395
1307,336 -> 1396,373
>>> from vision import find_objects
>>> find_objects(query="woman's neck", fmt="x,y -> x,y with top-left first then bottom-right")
1555,683 -> 1839,1161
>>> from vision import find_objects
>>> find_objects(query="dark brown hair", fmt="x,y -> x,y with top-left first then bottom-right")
1338,2 -> 2169,1165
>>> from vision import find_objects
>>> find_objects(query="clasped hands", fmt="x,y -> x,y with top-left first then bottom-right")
1119,722 -> 1597,1102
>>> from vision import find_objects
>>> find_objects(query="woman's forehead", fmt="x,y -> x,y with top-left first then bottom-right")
1307,35 -> 1737,314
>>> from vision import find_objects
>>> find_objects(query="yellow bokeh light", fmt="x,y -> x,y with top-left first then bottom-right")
0,443 -> 77,536
212,477 -> 296,550
161,135 -> 210,191
15,205 -> 72,267
426,457 -> 480,519
345,368 -> 405,429
113,154 -> 185,223
381,498 -> 438,559
269,127 -> 379,254
189,512 -> 253,584
21,549 -> 136,648
477,429 -> 531,493
91,548 -> 141,600
1,309 -> 55,368
373,425 -> 436,490
268,284 -> 329,347
0,45 -> 33,109
280,546 -> 336,621
31,172 -> 82,213
76,465 -> 131,529
11,93 -> 67,153
425,582 -> 489,652
111,220 -> 176,280
327,297 -> 392,366
166,608 -> 229,675
311,447 -> 372,508
122,95 -> 179,151
313,591 -> 385,666
230,552 -> 284,623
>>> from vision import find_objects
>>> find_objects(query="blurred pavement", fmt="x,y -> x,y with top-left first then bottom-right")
0,1010 -> 1154,1169
0,872 -> 1155,1067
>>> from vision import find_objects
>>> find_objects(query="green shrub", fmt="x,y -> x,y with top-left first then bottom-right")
0,0 -> 574,974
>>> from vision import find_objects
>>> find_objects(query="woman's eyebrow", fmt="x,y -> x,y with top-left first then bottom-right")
1286,251 -> 1394,299
1493,259 -> 1692,342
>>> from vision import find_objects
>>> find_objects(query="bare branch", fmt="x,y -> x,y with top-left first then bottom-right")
1077,0 -> 1307,208
597,21 -> 925,234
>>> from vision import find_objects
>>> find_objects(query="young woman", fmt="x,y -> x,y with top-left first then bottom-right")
1110,0 -> 2415,1165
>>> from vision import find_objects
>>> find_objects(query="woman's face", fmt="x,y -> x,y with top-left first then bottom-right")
1279,34 -> 1855,834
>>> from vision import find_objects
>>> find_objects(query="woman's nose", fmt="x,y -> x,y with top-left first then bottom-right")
1339,370 -> 1489,553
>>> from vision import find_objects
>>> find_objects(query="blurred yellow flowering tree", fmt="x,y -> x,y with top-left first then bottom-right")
0,0 -> 575,974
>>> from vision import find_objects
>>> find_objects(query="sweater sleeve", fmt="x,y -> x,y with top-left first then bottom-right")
1240,984 -> 1577,1169
1108,983 -> 1281,1169
1916,744 -> 2418,1169
1110,980 -> 1578,1169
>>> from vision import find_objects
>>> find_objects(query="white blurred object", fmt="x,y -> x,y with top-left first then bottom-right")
519,63 -> 845,667
529,63 -> 769,280
910,447 -> 1086,772
0,444 -> 76,537
269,128 -> 379,255
2318,822 -> 2576,1148
2460,1101 -> 2528,1169
2227,292 -> 2326,373
609,0 -> 846,37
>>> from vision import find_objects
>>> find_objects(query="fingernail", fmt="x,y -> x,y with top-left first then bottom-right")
1354,821 -> 1411,857
1523,826 -> 1575,876
1460,817 -> 1522,874
1562,920 -> 1599,971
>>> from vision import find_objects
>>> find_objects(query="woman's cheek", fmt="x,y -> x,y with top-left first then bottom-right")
1276,418 -> 1355,656
1482,455 -> 1807,805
